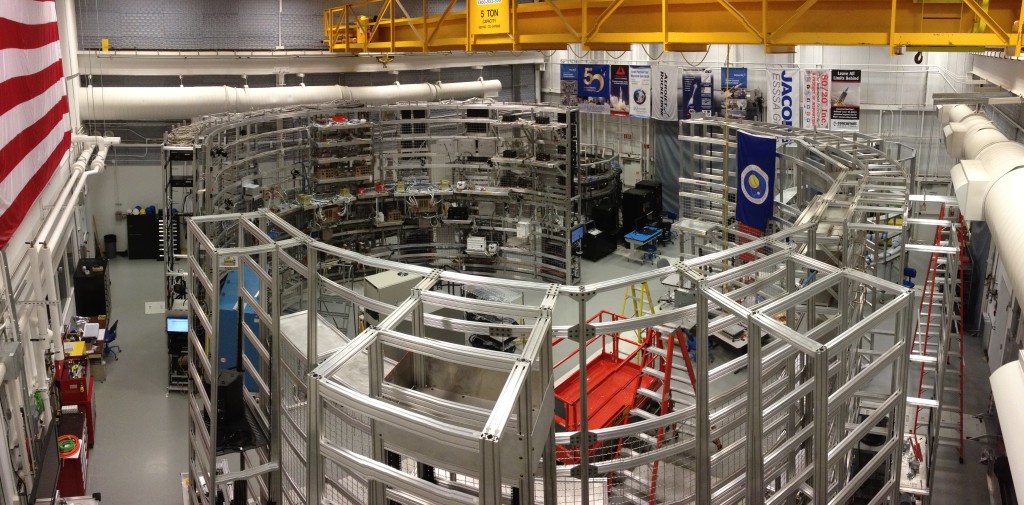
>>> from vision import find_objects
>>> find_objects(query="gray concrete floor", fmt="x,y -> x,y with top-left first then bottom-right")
87,258 -> 187,504
904,249 -> 998,505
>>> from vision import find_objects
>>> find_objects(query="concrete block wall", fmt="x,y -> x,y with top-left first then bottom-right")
76,0 -> 326,50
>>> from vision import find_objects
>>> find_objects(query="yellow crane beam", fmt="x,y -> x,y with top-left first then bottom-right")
323,0 -> 1024,56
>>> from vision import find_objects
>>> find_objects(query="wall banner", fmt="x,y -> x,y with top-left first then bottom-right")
629,66 -> 651,118
802,69 -> 830,130
652,64 -> 680,121
610,65 -> 630,117
560,64 -> 579,106
768,69 -> 800,128
681,72 -> 702,119
578,64 -> 611,114
720,67 -> 749,119
829,69 -> 861,131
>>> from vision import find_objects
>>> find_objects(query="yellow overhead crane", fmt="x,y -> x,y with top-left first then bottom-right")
324,0 -> 1024,57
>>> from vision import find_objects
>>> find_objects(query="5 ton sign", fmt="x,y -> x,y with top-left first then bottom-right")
471,0 -> 510,35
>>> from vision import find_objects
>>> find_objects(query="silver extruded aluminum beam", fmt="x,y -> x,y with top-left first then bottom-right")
376,329 -> 518,372
419,289 -> 541,319
319,379 -> 481,450
320,440 -> 477,505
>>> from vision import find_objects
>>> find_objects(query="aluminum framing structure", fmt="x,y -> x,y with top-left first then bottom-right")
183,111 -> 922,504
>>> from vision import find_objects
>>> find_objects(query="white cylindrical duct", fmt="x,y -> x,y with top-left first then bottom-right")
81,80 -> 502,121
962,127 -> 1008,160
943,104 -> 979,126
992,358 -> 1024,497
985,169 -> 1024,298
974,142 -> 1024,180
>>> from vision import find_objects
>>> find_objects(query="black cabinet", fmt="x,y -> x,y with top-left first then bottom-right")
126,214 -> 160,260
73,258 -> 110,318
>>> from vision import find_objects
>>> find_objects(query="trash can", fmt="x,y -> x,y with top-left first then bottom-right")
104,234 -> 117,259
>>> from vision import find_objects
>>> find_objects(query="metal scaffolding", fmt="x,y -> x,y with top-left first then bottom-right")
182,109 -> 922,504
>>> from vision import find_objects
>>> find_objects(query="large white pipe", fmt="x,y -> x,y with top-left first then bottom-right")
36,146 -> 93,249
33,137 -> 119,362
950,106 -> 1024,502
81,79 -> 502,121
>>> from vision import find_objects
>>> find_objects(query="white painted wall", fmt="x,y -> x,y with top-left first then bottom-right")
84,159 -> 165,252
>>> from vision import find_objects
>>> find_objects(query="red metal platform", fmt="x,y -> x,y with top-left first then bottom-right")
553,311 -> 657,464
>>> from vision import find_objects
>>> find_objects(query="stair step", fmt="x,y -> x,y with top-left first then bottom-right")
907,397 -> 939,408
618,486 -> 652,504
672,386 -> 696,398
630,408 -> 657,421
642,367 -> 665,381
637,432 -> 658,447
637,387 -> 662,402
646,346 -> 686,360
620,469 -> 648,487
618,447 -> 641,458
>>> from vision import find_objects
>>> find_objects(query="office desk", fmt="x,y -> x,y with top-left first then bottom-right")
624,226 -> 662,264
65,323 -> 107,382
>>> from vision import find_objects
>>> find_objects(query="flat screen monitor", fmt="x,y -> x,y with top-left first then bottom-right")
571,224 -> 586,245
166,317 -> 189,333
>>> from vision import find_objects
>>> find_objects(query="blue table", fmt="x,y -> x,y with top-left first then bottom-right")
624,226 -> 662,264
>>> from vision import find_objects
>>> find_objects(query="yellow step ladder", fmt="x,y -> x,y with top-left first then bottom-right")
622,281 -> 655,341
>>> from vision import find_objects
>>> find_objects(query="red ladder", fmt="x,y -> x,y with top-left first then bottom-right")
645,326 -> 695,505
911,205 -> 946,440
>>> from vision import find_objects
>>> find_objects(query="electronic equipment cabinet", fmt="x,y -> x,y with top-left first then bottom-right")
73,258 -> 110,318
126,213 -> 161,260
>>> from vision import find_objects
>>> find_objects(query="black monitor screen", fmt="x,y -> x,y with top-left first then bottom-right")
571,224 -> 586,244
166,317 -> 189,333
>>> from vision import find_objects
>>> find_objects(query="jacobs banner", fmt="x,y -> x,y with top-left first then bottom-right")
802,69 -> 830,130
469,0 -> 510,35
629,66 -> 651,118
768,69 -> 800,127
829,69 -> 861,131
610,65 -> 630,117
652,65 -> 680,121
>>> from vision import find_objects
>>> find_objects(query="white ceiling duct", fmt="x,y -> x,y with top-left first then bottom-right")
80,79 -> 503,121
950,160 -> 989,221
942,103 -> 980,126
992,353 -> 1024,497
957,110 -> 1024,500
962,126 -> 1007,160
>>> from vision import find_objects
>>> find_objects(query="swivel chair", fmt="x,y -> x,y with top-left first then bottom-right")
902,267 -> 917,289
103,320 -> 120,360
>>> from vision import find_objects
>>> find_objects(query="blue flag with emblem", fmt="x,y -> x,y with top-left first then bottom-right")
736,130 -> 776,231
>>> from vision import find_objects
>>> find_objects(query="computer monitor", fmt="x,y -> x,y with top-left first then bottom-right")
571,224 -> 586,245
166,317 -> 189,333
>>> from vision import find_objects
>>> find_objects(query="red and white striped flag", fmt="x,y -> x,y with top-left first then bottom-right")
0,0 -> 71,248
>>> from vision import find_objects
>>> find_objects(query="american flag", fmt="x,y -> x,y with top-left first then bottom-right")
0,0 -> 71,248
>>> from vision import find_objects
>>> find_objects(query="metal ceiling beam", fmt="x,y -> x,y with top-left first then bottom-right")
963,0 -> 1010,42
323,0 -> 1024,53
